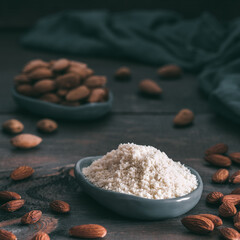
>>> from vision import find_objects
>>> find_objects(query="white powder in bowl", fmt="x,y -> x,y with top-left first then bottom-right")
82,143 -> 198,200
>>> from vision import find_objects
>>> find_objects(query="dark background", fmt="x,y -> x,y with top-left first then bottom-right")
1,0 -> 240,29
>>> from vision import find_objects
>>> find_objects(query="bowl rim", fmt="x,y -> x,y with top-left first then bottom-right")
75,155 -> 203,203
12,88 -> 113,110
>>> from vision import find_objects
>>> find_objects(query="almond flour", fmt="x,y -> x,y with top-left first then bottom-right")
83,143 -> 198,200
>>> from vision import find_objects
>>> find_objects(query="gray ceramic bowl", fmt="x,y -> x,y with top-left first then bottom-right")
75,156 -> 203,220
12,89 -> 113,120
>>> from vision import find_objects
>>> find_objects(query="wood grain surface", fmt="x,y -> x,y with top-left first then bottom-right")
0,30 -> 240,239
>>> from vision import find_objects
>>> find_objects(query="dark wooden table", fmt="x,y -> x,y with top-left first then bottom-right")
1,30 -> 240,240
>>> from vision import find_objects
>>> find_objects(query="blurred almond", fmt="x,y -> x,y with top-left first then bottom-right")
33,79 -> 56,94
56,73 -> 80,89
52,58 -> 70,72
40,93 -> 60,103
1,199 -> 25,212
115,67 -> 131,80
0,229 -> 17,240
0,191 -> 21,202
88,88 -> 108,103
139,79 -> 162,96
205,143 -> 228,155
23,60 -> 49,73
2,119 -> 24,134
173,109 -> 194,127
28,68 -> 53,80
37,119 -> 58,133
212,169 -> 229,183
229,153 -> 240,164
11,166 -> 34,181
233,212 -> 240,223
231,188 -> 240,194
14,74 -> 30,84
84,76 -> 107,88
66,86 -> 90,101
11,134 -> 42,149
157,64 -> 182,78
16,84 -> 36,97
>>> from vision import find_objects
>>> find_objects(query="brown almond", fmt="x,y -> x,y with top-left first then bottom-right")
50,200 -> 70,213
157,64 -> 182,78
0,191 -> 21,202
16,84 -> 36,97
234,212 -> 240,223
11,134 -> 42,149
234,222 -> 240,232
33,80 -> 56,94
2,119 -> 24,134
88,88 -> 108,103
84,76 -> 107,88
40,93 -> 61,103
66,86 -> 90,101
230,170 -> 240,184
32,232 -> 50,240
0,229 -> 17,240
67,66 -> 91,79
212,169 -> 229,183
57,89 -> 68,97
28,68 -> 53,80
205,154 -> 232,167
229,153 -> 240,164
115,67 -> 131,80
37,119 -> 58,133
219,227 -> 240,240
231,188 -> 240,195
23,59 -> 49,73
69,224 -> 107,238
222,195 -> 240,205
206,191 -> 224,205
173,109 -> 194,126
11,166 -> 34,181
1,199 -> 25,212
14,74 -> 30,84
139,79 -> 162,96
70,61 -> 87,69
181,215 -> 214,234
56,73 -> 80,89
198,214 -> 223,227
52,58 -> 70,72
21,210 -> 42,224
219,202 -> 237,217
205,143 -> 228,155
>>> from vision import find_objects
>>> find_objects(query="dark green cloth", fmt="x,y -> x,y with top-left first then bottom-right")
22,11 -> 240,123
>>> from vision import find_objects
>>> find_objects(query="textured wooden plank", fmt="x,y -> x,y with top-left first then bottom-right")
0,31 -> 211,115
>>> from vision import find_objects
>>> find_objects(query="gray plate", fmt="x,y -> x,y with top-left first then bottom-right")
75,156 -> 203,220
12,89 -> 113,120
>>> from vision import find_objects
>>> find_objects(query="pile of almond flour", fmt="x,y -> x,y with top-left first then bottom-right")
83,143 -> 198,199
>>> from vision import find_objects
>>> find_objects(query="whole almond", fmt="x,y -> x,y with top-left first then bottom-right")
206,191 -> 224,205
66,86 -> 90,101
205,143 -> 228,155
205,154 -> 232,167
16,84 -> 36,97
84,76 -> 107,88
11,134 -> 42,149
21,210 -> 42,224
115,67 -> 131,80
40,93 -> 60,103
230,171 -> 240,184
28,68 -> 53,80
33,80 -> 56,94
212,169 -> 229,183
234,222 -> 240,232
2,119 -> 24,134
231,188 -> 240,195
219,202 -> 237,217
50,200 -> 70,213
69,224 -> 107,238
0,191 -> 21,202
57,89 -> 68,97
11,166 -> 34,181
14,74 -> 30,84
88,88 -> 108,103
157,64 -> 182,78
0,229 -> 17,240
37,119 -> 58,133
181,215 -> 214,234
234,212 -> 240,223
52,58 -> 70,72
173,109 -> 194,126
1,199 -> 25,212
219,227 -> 240,240
229,153 -> 240,164
56,73 -> 80,89
139,79 -> 162,96
31,232 -> 50,240
68,66 -> 92,79
198,214 -> 223,227
23,60 -> 49,73
70,61 -> 87,69
222,195 -> 240,205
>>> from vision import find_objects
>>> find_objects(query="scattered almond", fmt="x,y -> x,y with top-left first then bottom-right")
219,201 -> 237,217
69,224 -> 107,238
1,199 -> 25,212
205,154 -> 231,167
212,169 -> 229,183
0,229 -> 17,240
139,79 -> 162,96
0,191 -> 21,202
181,215 -> 214,234
115,67 -> 131,80
2,119 -> 24,134
31,232 -> 50,240
50,200 -> 70,213
173,109 -> 194,127
229,170 -> 240,184
52,58 -> 70,72
37,119 -> 58,133
21,210 -> 42,224
198,214 -> 223,227
205,143 -> 228,155
23,59 -> 49,73
66,86 -> 90,101
33,79 -> 56,94
11,166 -> 34,181
219,227 -> 240,240
11,134 -> 42,149
206,191 -> 224,205
222,195 -> 240,205
157,64 -> 182,78
229,153 -> 240,164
